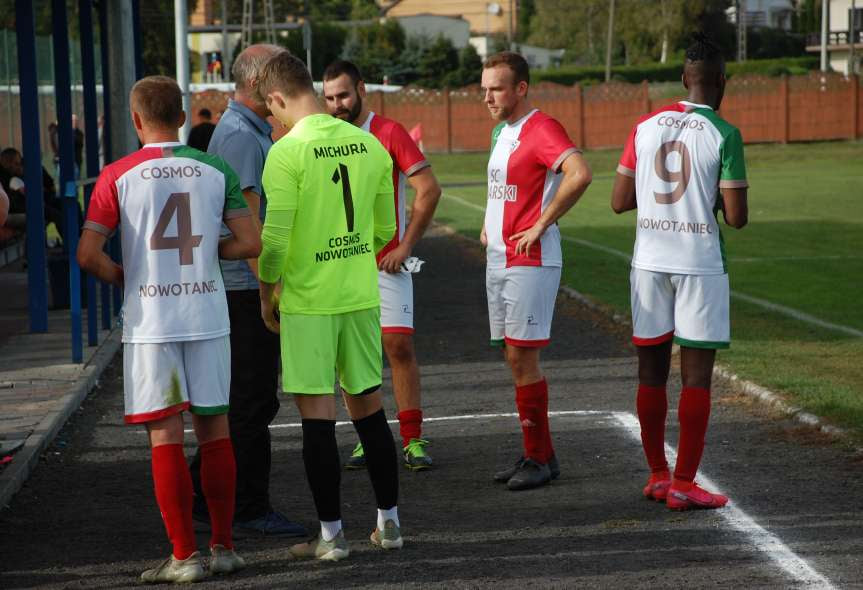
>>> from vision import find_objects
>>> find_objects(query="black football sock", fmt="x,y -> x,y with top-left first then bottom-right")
353,409 -> 399,510
301,419 -> 341,522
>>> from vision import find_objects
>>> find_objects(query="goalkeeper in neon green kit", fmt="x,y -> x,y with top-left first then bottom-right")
256,52 -> 401,560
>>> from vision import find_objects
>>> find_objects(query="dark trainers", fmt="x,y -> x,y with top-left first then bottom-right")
494,455 -> 560,483
235,510 -> 307,537
345,442 -> 366,470
403,438 -> 433,471
507,458 -> 552,491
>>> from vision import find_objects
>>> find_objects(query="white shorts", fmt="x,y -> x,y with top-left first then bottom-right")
630,268 -> 730,349
123,336 -> 230,424
487,265 -> 561,348
379,270 -> 414,334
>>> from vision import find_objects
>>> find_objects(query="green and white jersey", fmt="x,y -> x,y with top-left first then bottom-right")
617,101 -> 748,275
260,114 -> 395,314
84,142 -> 250,343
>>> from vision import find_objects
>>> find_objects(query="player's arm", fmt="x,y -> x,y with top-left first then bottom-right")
612,123 -> 638,213
611,173 -> 637,213
220,213 -> 261,260
718,128 -> 748,229
257,149 -> 299,334
77,171 -> 123,285
373,156 -> 397,254
0,185 -> 8,226
379,166 -> 441,273
77,229 -> 123,286
719,187 -> 748,229
512,152 -> 593,256
240,188 -> 262,277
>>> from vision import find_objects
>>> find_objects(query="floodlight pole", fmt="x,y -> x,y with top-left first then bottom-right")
605,0 -> 615,82
850,0 -> 857,75
175,0 -> 191,143
820,0 -> 829,71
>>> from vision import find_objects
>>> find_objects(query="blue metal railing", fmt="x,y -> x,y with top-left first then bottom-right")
14,0 -> 48,334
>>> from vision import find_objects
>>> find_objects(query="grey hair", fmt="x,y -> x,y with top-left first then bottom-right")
231,44 -> 286,91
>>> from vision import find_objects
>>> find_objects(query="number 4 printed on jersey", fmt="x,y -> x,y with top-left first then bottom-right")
149,192 -> 203,265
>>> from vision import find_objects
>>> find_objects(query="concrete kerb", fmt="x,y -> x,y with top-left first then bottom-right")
0,328 -> 122,510
433,222 -> 854,444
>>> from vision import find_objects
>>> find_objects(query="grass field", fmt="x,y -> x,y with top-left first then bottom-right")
427,141 -> 863,435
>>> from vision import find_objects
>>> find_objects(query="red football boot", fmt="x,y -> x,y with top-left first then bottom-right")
666,481 -> 728,511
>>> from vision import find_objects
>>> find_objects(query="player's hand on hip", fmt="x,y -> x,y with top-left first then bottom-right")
510,224 -> 544,257
480,225 -> 488,247
378,243 -> 410,274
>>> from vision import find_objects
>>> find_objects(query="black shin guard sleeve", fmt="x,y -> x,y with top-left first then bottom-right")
352,409 -> 399,510
301,419 -> 341,522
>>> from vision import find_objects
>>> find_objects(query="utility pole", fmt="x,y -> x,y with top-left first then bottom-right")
221,0 -> 229,81
605,0 -> 615,82
737,0 -> 747,62
850,0 -> 857,75
821,0 -> 828,72
175,0 -> 190,142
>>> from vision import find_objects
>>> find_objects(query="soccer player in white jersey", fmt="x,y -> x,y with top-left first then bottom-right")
77,76 -> 261,582
612,34 -> 748,510
322,59 -> 442,471
481,52 -> 593,491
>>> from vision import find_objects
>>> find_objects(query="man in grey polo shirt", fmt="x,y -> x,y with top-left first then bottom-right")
189,44 -> 306,537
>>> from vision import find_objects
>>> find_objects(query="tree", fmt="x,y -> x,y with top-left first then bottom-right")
415,35 -> 459,87
341,19 -> 406,83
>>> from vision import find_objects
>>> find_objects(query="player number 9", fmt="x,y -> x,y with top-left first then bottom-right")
653,140 -> 691,205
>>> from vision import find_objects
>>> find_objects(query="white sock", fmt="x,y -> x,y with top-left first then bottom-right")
320,519 -> 342,542
377,506 -> 399,531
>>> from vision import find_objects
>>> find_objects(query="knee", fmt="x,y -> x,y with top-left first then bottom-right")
505,348 -> 539,381
384,335 -> 415,366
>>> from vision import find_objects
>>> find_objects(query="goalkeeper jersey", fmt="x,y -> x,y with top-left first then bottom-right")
260,113 -> 395,314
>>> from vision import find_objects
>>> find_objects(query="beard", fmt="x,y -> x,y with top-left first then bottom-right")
333,95 -> 363,124
489,103 -> 513,121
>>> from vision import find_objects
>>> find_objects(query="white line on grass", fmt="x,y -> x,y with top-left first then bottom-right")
442,192 -> 863,339
612,411 -> 837,590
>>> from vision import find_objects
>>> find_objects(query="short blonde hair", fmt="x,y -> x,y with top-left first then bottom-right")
130,76 -> 183,128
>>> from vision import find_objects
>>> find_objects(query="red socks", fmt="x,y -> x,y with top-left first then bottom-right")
636,384 -> 669,474
151,444 -> 196,560
397,409 -> 423,448
515,379 -> 552,464
674,387 -> 711,483
200,438 -> 236,549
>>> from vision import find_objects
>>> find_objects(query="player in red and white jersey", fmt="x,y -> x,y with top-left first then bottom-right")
481,52 -> 593,491
612,34 -> 748,510
77,77 -> 261,582
322,60 -> 442,471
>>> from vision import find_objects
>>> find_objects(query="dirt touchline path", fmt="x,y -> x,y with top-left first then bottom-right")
142,406 -> 836,588
614,412 -> 838,590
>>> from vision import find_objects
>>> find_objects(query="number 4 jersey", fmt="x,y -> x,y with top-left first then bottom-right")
84,142 -> 250,343
617,101 -> 748,275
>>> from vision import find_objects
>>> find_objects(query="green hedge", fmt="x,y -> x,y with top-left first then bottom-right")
533,56 -> 821,86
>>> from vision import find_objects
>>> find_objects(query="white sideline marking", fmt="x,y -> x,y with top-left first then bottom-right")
174,410 -> 609,434
177,406 -> 837,585
612,411 -> 837,590
443,192 -> 863,339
